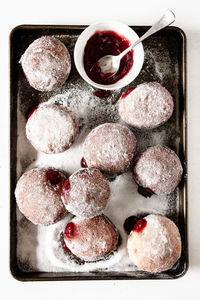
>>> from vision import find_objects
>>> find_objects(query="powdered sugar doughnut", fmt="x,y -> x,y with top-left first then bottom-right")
61,168 -> 110,218
64,215 -> 118,261
83,123 -> 136,175
15,168 -> 67,226
133,145 -> 183,195
118,82 -> 174,129
26,104 -> 79,154
127,214 -> 181,273
20,36 -> 71,91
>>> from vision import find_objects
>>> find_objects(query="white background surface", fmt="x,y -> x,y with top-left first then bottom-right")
1,0 -> 200,299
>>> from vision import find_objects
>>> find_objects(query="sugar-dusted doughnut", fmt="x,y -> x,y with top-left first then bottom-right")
61,168 -> 110,218
83,123 -> 136,175
118,82 -> 174,129
26,104 -> 78,154
133,145 -> 183,195
64,215 -> 118,261
15,168 -> 67,225
127,214 -> 181,273
20,36 -> 71,91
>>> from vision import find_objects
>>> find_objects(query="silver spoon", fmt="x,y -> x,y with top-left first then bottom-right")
91,10 -> 176,79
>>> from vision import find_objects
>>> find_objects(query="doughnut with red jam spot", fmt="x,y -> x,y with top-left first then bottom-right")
64,215 -> 118,262
127,214 -> 182,273
15,168 -> 67,226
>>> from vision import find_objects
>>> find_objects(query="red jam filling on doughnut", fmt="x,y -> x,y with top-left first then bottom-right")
27,107 -> 38,119
61,179 -> 70,196
121,88 -> 134,99
64,222 -> 76,238
138,186 -> 155,198
133,218 -> 147,233
84,30 -> 133,85
46,170 -> 61,185
62,241 -> 70,252
80,157 -> 88,168
93,90 -> 110,98
124,215 -> 140,234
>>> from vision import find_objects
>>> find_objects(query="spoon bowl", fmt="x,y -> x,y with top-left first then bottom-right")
74,21 -> 144,90
92,10 -> 175,79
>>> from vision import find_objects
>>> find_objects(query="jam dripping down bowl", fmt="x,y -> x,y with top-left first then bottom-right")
74,21 -> 144,90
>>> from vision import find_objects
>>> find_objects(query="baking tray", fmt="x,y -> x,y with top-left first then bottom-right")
10,25 -> 188,281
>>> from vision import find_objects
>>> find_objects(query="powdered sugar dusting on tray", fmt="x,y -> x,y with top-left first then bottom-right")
16,33 -> 181,273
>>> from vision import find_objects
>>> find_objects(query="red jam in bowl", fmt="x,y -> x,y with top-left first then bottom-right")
84,30 -> 134,85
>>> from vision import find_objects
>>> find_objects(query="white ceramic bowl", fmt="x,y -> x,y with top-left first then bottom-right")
74,21 -> 144,90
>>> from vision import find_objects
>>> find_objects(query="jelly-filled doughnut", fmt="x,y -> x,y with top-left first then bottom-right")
20,36 -> 71,91
133,145 -> 183,195
64,215 -> 118,261
26,104 -> 79,154
127,214 -> 181,273
15,168 -> 67,226
83,123 -> 136,175
61,168 -> 110,218
118,82 -> 174,129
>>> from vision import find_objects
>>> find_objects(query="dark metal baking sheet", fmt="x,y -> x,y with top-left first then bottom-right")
10,25 -> 188,281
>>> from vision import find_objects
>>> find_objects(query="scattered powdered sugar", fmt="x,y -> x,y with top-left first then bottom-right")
15,32 -> 182,274
45,81 -> 120,129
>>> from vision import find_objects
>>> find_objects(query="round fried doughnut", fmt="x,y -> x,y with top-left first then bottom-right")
26,104 -> 79,154
118,82 -> 174,129
133,145 -> 183,195
127,214 -> 181,273
83,123 -> 136,175
61,168 -> 110,218
20,36 -> 71,91
64,215 -> 118,261
15,168 -> 67,226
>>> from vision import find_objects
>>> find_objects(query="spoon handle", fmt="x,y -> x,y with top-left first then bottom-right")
119,10 -> 176,59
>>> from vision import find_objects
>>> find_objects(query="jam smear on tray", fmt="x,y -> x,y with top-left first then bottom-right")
84,31 -> 133,85
27,107 -> 38,119
61,179 -> 71,197
137,186 -> 155,198
62,241 -> 70,252
46,169 -> 61,185
64,222 -> 76,238
121,88 -> 135,99
93,90 -> 110,98
80,157 -> 88,168
124,215 -> 140,234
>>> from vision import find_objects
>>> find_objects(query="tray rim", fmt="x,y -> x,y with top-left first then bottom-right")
9,24 -> 188,281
